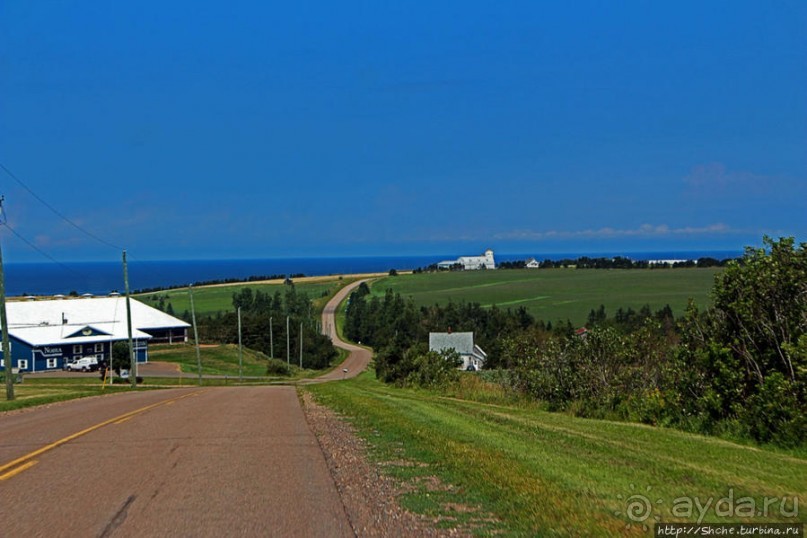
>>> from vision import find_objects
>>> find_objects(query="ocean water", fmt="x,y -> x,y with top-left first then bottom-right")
4,250 -> 742,297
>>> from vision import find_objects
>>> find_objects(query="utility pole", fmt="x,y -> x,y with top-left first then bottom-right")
0,197 -> 14,400
237,306 -> 243,383
299,321 -> 303,368
286,316 -> 290,365
123,251 -> 136,389
189,284 -> 202,385
269,316 -> 273,359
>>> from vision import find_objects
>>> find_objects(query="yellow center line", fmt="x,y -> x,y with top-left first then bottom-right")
0,460 -> 38,481
0,390 -> 204,476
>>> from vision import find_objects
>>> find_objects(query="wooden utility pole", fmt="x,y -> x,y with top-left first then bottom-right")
299,321 -> 303,368
0,197 -> 14,400
269,316 -> 273,359
237,306 -> 243,382
286,316 -> 290,365
123,251 -> 136,389
189,285 -> 202,385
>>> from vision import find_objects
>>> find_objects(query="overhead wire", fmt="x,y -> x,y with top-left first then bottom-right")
0,162 -> 123,251
1,219 -> 85,277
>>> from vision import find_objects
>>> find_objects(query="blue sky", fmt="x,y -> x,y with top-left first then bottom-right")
1,1 -> 805,262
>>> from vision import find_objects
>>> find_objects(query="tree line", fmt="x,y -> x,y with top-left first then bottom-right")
413,255 -> 734,273
194,284 -> 336,370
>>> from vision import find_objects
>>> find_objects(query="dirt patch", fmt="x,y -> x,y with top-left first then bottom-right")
301,392 -> 473,537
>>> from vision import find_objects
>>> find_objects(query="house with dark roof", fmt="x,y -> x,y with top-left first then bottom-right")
428,331 -> 487,371
0,296 -> 190,373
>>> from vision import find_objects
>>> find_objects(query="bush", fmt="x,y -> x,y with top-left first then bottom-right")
266,358 -> 293,376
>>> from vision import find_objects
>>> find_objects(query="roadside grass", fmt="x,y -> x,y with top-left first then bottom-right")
373,268 -> 720,325
149,343 -> 276,377
136,278 -> 353,318
149,343 -> 350,380
0,382 -> 140,413
305,372 -> 806,536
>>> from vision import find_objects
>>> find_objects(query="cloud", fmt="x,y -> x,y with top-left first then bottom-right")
493,223 -> 733,241
683,162 -> 773,190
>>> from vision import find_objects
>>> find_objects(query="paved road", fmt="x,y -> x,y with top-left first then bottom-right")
311,279 -> 373,383
0,387 -> 353,537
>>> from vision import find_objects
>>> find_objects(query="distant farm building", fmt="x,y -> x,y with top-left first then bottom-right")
429,331 -> 487,371
0,297 -> 190,373
437,249 -> 496,270
525,258 -> 541,269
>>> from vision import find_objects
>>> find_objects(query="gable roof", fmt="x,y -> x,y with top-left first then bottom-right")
429,332 -> 476,355
5,297 -> 189,347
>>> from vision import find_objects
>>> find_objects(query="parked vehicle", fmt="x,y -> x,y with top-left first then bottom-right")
65,356 -> 99,372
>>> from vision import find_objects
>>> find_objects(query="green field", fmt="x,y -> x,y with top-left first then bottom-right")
306,373 -> 806,536
136,278 -> 352,317
371,268 -> 721,325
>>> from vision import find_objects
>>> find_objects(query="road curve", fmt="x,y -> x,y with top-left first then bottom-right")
312,279 -> 374,382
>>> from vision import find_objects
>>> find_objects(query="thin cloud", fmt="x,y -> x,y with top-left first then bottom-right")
683,162 -> 773,190
494,223 -> 732,241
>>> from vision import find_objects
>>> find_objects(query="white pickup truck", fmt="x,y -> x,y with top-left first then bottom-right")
65,356 -> 99,372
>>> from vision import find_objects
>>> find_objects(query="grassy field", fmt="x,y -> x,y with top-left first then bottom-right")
148,343 -> 274,377
372,268 -> 721,325
148,343 -> 349,380
136,277 -> 353,318
305,373 -> 806,536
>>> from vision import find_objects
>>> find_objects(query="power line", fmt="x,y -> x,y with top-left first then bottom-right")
1,222 -> 84,277
0,162 -> 122,251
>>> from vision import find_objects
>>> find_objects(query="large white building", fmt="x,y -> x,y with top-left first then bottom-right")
437,249 -> 496,270
0,296 -> 190,373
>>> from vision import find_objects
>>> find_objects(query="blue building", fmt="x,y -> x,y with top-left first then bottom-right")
0,296 -> 190,373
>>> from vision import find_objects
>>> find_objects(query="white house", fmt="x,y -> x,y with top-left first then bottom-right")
0,296 -> 190,372
428,331 -> 487,371
525,258 -> 541,269
437,249 -> 496,271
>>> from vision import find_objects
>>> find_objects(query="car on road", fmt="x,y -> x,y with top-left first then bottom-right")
64,356 -> 100,372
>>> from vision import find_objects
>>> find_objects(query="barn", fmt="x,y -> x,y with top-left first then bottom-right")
0,296 -> 190,373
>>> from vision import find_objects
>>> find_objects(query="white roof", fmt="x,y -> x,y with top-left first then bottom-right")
5,297 -> 189,347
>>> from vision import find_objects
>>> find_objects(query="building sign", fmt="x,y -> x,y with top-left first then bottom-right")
40,346 -> 63,357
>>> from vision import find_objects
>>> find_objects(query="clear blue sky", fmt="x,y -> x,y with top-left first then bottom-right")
2,1 -> 805,262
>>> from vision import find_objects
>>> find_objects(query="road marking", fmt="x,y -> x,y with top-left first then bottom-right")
0,460 -> 37,481
0,390 -> 203,477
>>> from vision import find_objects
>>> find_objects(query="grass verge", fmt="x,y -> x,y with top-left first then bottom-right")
304,372 -> 806,536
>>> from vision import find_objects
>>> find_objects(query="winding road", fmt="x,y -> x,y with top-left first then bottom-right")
0,278 -> 374,537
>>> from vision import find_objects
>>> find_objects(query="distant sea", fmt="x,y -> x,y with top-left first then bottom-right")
4,250 -> 742,297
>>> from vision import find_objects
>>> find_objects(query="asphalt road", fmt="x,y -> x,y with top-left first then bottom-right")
310,279 -> 373,383
0,386 -> 354,537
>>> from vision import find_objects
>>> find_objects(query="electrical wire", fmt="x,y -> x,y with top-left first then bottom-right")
1,221 -> 84,277
0,162 -> 122,251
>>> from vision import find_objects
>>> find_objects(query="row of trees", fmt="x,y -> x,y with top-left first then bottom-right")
413,256 -> 735,273
196,285 -> 337,370
347,237 -> 806,447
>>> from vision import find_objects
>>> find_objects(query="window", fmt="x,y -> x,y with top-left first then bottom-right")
18,359 -> 28,370
46,358 -> 58,369
73,345 -> 82,354
94,343 -> 104,353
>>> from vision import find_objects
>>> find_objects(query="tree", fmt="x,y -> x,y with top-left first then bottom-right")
111,342 -> 131,375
